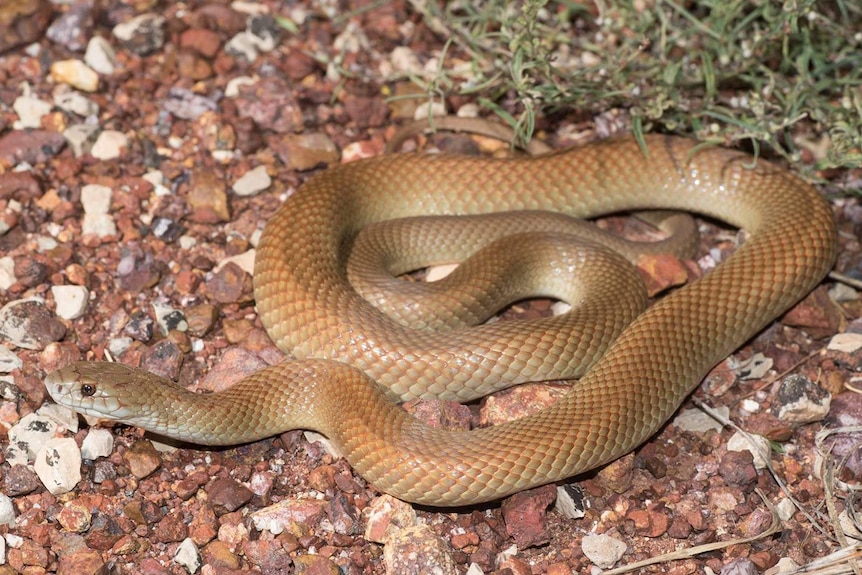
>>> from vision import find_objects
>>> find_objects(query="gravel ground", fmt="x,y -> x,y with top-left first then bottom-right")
1,1 -> 861,574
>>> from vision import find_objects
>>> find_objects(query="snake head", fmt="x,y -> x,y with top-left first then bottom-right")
44,361 -> 171,425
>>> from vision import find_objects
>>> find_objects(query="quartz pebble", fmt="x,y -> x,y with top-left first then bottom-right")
0,345 -> 23,372
0,256 -> 15,289
232,165 -> 271,196
13,95 -> 52,129
84,36 -> 117,74
90,129 -> 128,160
51,285 -> 89,320
34,437 -> 82,495
0,494 -> 16,526
582,533 -> 627,569
8,412 -> 58,462
80,184 -> 117,238
174,538 -> 202,573
50,59 -> 99,92
81,428 -> 114,460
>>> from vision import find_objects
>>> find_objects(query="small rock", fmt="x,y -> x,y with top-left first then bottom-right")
34,437 -> 82,495
0,0 -> 52,55
56,499 -> 93,532
81,428 -> 114,460
555,484 -> 588,519
635,252 -> 690,296
205,261 -> 253,304
52,285 -> 89,320
234,77 -> 303,133
0,345 -> 22,372
772,374 -> 831,424
383,524 -> 458,575
54,89 -> 99,117
0,130 -> 66,164
112,13 -> 166,56
81,184 -> 117,238
364,494 -> 417,544
0,256 -> 15,290
627,506 -> 670,537
232,165 -> 271,197
718,450 -> 759,490
187,170 -> 230,223
720,558 -> 758,575
582,533 -> 626,569
84,36 -> 117,75
50,59 -> 100,92
781,286 -> 843,338
207,477 -> 253,515
90,129 -> 129,160
501,484 -> 557,548
480,383 -> 568,425
123,440 -> 162,479
4,464 -> 41,496
0,494 -> 15,526
118,246 -> 160,292
7,412 -> 57,461
292,554 -> 341,575
38,400 -> 79,432
672,406 -> 729,433
63,123 -> 100,157
0,298 -> 66,350
174,538 -> 201,574
152,301 -> 188,335
13,95 -> 52,129
250,498 -> 327,535
267,132 -> 340,171
45,1 -> 95,51
727,431 -> 771,469
163,88 -> 218,121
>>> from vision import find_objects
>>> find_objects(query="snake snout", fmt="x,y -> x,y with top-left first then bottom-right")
44,365 -> 79,405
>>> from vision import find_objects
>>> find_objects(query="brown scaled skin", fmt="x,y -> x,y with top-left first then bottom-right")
46,135 -> 837,506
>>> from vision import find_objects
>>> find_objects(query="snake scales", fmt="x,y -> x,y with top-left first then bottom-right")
46,134 -> 837,506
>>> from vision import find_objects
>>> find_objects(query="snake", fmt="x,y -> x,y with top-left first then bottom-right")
45,134 -> 837,506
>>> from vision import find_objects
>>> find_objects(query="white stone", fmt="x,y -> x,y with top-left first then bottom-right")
38,402 -> 79,432
81,184 -> 112,214
232,165 -> 271,197
13,95 -> 53,129
112,14 -> 165,43
82,213 -> 117,237
672,406 -> 729,433
225,76 -> 256,98
63,124 -> 100,157
174,538 -> 202,573
727,431 -> 771,469
389,46 -> 422,74
0,533 -> 5,564
582,533 -> 627,568
84,36 -> 117,75
108,336 -> 133,358
34,437 -> 82,495
52,285 -> 89,320
775,497 -> 796,521
152,301 -> 188,335
8,412 -> 58,461
0,345 -> 22,373
50,59 -> 99,92
81,428 -> 114,460
828,332 -> 862,353
90,130 -> 129,160
54,89 -> 99,117
0,494 -> 15,526
214,249 -> 256,275
0,256 -> 16,291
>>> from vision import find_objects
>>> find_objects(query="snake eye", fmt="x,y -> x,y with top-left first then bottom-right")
80,384 -> 96,396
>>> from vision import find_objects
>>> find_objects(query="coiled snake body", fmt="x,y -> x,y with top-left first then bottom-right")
46,135 -> 837,506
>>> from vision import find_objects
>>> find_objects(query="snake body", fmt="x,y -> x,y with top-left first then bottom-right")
46,135 -> 837,506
